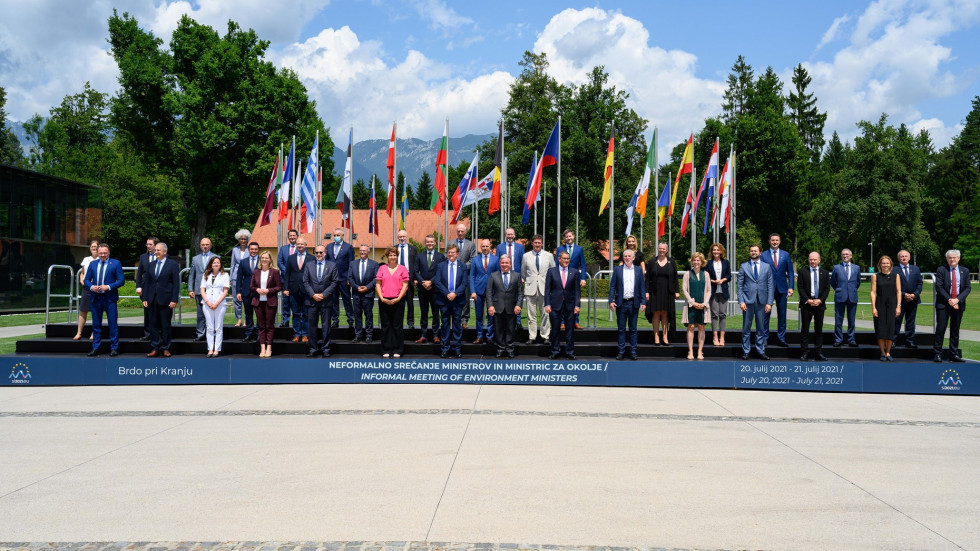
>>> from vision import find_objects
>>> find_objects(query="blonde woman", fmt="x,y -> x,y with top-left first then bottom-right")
682,252 -> 711,360
74,240 -> 99,341
870,255 -> 902,361
249,251 -> 282,357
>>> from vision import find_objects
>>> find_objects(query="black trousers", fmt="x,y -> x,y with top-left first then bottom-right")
241,293 -> 257,339
148,302 -> 173,352
494,310 -> 516,354
934,306 -> 964,357
549,306 -> 576,355
417,285 -> 440,337
895,301 -> 918,342
403,285 -> 415,327
351,291 -> 375,339
379,297 -> 406,354
331,283 -> 354,327
307,297 -> 333,353
799,305 -> 825,351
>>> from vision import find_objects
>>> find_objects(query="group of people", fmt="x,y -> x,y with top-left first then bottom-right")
79,228 -> 971,364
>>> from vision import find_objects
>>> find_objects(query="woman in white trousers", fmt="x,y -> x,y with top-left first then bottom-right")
200,256 -> 230,357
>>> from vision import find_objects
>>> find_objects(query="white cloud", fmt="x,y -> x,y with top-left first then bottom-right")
273,26 -> 513,141
807,0 -> 980,145
146,0 -> 332,44
410,0 -> 473,31
816,14 -> 851,50
910,117 -> 962,148
533,8 -> 726,154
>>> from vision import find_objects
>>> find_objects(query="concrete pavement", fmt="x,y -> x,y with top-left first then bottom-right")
1,384 -> 978,550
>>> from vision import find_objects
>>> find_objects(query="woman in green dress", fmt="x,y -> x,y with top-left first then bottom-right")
682,252 -> 711,360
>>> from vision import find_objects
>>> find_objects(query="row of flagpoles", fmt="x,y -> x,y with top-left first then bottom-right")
255,121 -> 738,264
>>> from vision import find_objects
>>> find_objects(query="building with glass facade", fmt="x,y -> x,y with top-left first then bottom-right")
0,163 -> 102,312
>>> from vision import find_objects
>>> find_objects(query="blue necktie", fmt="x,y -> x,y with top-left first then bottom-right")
535,253 -> 539,271
449,263 -> 455,290
155,261 -> 162,278
317,262 -> 323,280
98,261 -> 106,286
753,262 -> 758,280
504,273 -> 509,288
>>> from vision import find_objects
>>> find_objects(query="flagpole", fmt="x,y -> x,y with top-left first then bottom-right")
608,119 -> 615,276
371,175 -> 376,252
690,165 -> 697,258
556,116 -> 562,251
575,179 -> 579,251
668,170 -> 672,255
392,121 -> 397,248
444,118 -> 449,249
502,156 -> 508,235
348,125 -> 353,243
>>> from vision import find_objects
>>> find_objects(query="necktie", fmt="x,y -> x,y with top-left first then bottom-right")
845,263 -> 850,279
811,268 -> 817,297
904,265 -> 909,280
952,268 -> 958,298
535,253 -> 540,271
428,251 -> 432,265
484,255 -> 488,272
298,255 -> 304,270
251,257 -> 256,271
773,250 -> 779,268
317,262 -> 323,280
449,263 -> 455,290
504,272 -> 509,288
508,243 -> 513,259
753,262 -> 758,280
155,260 -> 162,278
561,267 -> 567,287
400,245 -> 406,267
360,260 -> 365,281
290,245 -> 295,255
335,244 -> 340,258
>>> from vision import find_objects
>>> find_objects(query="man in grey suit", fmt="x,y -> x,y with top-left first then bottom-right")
303,245 -> 339,357
449,222 -> 476,328
486,254 -> 524,358
187,237 -> 215,341
521,234 -> 555,344
737,244 -> 774,360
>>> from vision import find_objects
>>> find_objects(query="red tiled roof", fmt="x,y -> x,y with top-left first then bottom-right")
250,209 -> 468,249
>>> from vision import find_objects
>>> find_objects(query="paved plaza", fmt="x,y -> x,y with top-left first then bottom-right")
1,383 -> 978,550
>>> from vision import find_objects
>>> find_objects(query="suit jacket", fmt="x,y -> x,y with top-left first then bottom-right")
496,241 -> 525,275
142,257 -> 181,306
236,255 -> 261,298
896,263 -> 923,304
303,259 -> 339,299
706,258 -> 732,301
830,263 -> 861,303
135,251 -> 155,292
278,243 -> 297,272
556,243 -> 587,275
188,252 -> 216,297
681,269 -> 712,324
761,248 -> 795,294
797,266 -> 831,309
544,266 -> 581,311
521,250 -> 555,297
349,257 -> 380,298
486,270 -> 524,313
285,252 -> 315,295
433,258 -> 468,305
449,238 -> 476,268
935,264 -> 971,309
609,264 -> 646,309
394,243 -> 417,282
326,241 -> 355,280
414,248 -> 446,286
470,253 -> 499,295
83,258 -> 125,302
736,260 -> 774,306
250,268 -> 282,308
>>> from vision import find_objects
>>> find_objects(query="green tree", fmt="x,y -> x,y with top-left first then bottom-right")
787,64 -> 828,165
107,11 -> 332,248
0,86 -> 24,166
352,177 -> 371,207
721,55 -> 754,124
413,170 -> 432,210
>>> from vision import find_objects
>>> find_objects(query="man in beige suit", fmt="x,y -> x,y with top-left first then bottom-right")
521,234 -> 555,344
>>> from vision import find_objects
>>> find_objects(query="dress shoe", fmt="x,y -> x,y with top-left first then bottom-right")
473,338 -> 484,344
109,349 -> 118,357
301,336 -> 309,343
848,342 -> 859,347
776,340 -> 789,347
306,350 -> 319,357
162,350 -> 171,358
800,352 -> 811,361
87,350 -> 99,357
906,342 -> 918,348
322,351 -> 331,357
951,355 -> 965,363
440,351 -> 449,359
543,339 -> 550,346
146,350 -> 159,358
292,336 -> 300,342
507,351 -> 515,359
815,352 -> 828,361
759,353 -> 770,361
629,353 -> 637,361
452,350 -> 462,358
574,323 -> 583,329
331,322 -> 339,329
415,337 -> 427,344
526,339 -> 537,345
279,321 -> 290,328
615,353 -> 624,361
195,336 -> 206,342
549,353 -> 560,360
566,353 -> 576,360
933,354 -> 943,363
833,341 -> 842,348
433,337 -> 440,343
741,353 -> 750,360
495,351 -> 505,358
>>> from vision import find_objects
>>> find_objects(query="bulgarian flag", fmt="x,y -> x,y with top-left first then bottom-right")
669,133 -> 693,216
431,120 -> 448,215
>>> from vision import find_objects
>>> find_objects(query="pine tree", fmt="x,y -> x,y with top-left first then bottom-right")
721,55 -> 755,124
413,170 -> 433,211
787,64 -> 828,165
0,86 -> 23,166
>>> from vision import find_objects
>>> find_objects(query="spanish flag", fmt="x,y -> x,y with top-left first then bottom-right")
668,133 -> 693,216
598,130 -> 614,214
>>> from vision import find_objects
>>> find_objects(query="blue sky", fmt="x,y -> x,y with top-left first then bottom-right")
1,0 -> 978,157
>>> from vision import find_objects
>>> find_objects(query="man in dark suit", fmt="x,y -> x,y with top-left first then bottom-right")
934,249 -> 971,363
761,233 -> 795,347
395,229 -> 418,328
737,244 -> 774,360
141,242 -> 181,357
895,249 -> 923,347
830,248 -> 861,347
134,236 -> 159,340
486,254 -> 524,358
414,234 -> 445,343
349,244 -> 379,342
496,227 -> 525,327
326,227 -> 355,329
434,244 -> 468,358
556,229 -> 587,329
84,243 -> 125,357
303,245 -> 339,357
187,237 -> 214,342
470,238 -> 498,344
277,229 -> 299,327
282,238 -> 314,343
798,251 -> 831,361
235,242 -> 261,342
609,249 -> 646,360
449,223 -> 476,328
545,250 -> 581,359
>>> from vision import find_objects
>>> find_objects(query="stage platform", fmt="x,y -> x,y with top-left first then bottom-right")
4,323 -> 976,395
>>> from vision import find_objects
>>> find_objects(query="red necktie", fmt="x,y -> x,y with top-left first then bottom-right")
561,268 -> 567,287
484,256 -> 488,272
952,269 -> 958,298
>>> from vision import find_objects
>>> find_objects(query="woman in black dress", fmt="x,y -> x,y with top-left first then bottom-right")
622,234 -> 646,273
871,255 -> 902,361
645,242 -> 679,345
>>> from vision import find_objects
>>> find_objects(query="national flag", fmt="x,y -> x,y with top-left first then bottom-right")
715,148 -> 735,232
431,120 -> 448,214
669,133 -> 694,216
336,128 -> 353,231
680,170 -> 700,237
521,152 -> 538,225
451,154 -> 479,225
461,170 -> 494,210
299,133 -> 319,234
488,121 -> 503,215
278,139 -> 294,222
523,120 -> 560,218
399,175 -> 409,231
259,156 -> 279,227
368,178 -> 379,236
386,123 -> 396,216
635,129 -> 656,218
599,130 -> 614,214
702,138 -> 720,234
656,173 -> 672,239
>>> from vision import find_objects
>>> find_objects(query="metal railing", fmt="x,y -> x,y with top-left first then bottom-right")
44,265 -> 76,326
